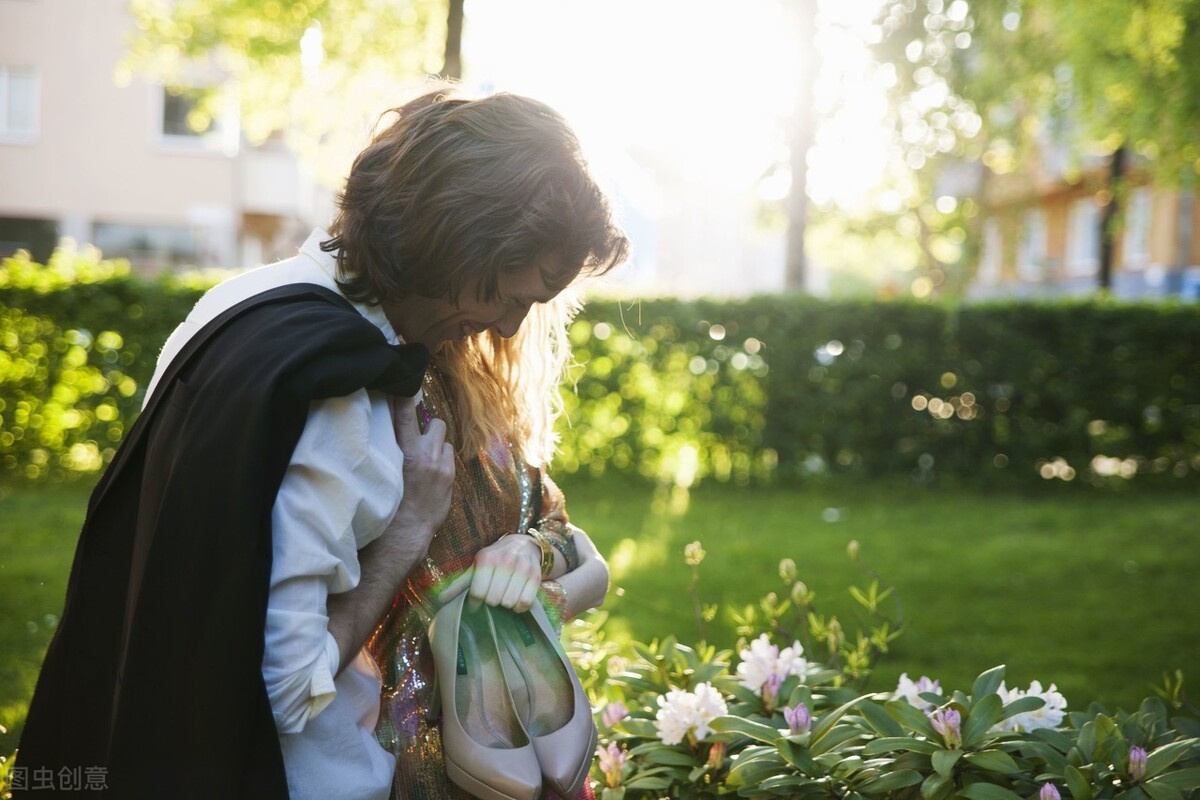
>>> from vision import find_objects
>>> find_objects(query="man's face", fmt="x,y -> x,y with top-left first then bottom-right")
385,254 -> 575,347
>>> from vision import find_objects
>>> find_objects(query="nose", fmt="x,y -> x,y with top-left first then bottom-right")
492,304 -> 531,339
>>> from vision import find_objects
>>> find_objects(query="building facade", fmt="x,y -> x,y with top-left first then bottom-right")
971,140 -> 1200,302
0,0 -> 328,271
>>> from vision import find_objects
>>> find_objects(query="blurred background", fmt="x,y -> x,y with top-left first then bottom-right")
4,0 -> 1199,299
2,0 -> 1200,767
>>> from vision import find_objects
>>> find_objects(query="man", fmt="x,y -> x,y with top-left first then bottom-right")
16,87 -> 626,799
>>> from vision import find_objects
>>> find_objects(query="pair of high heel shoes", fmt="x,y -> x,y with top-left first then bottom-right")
430,590 -> 597,800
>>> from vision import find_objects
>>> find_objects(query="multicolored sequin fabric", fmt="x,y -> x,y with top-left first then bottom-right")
367,365 -> 591,800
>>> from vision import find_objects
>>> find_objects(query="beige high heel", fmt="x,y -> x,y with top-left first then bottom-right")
493,601 -> 597,799
429,590 -> 543,800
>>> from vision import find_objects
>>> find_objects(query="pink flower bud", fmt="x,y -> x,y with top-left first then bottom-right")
707,740 -> 727,769
1040,783 -> 1061,800
602,701 -> 629,728
783,703 -> 812,735
598,743 -> 627,789
762,672 -> 783,711
927,707 -> 963,748
1129,746 -> 1148,781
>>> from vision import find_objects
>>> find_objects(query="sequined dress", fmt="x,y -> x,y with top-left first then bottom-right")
367,366 -> 593,800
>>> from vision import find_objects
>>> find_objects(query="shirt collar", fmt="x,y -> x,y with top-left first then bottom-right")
299,229 -> 402,344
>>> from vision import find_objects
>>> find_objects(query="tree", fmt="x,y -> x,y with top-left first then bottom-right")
785,0 -> 819,292
122,0 -> 459,184
873,0 -> 1200,292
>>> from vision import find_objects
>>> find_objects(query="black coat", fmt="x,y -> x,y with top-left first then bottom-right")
16,284 -> 428,799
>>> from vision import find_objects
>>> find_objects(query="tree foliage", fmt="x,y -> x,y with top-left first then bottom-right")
870,0 -> 1200,294
122,0 -> 450,184
875,0 -> 1200,179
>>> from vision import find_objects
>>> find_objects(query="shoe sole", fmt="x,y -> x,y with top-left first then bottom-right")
445,753 -> 538,800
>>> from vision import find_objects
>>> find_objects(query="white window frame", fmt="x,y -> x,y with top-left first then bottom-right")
977,218 -> 1002,286
153,84 -> 239,156
0,65 -> 40,143
1017,208 -> 1047,281
1065,197 -> 1100,278
1121,186 -> 1152,271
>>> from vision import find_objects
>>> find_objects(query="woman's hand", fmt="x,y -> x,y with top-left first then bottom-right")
555,528 -> 609,619
468,534 -> 543,612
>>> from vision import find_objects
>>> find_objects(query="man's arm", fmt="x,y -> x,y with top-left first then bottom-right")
326,396 -> 454,675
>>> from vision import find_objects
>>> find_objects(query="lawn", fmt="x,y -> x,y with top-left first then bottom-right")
2,478 -> 1198,757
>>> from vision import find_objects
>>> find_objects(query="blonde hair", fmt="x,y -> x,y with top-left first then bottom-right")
433,292 -> 581,466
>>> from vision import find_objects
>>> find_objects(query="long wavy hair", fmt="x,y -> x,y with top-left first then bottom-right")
323,86 -> 629,464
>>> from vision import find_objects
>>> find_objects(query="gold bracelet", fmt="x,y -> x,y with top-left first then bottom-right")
522,527 -> 555,579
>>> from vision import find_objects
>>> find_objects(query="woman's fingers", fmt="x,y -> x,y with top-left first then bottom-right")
469,535 -> 541,610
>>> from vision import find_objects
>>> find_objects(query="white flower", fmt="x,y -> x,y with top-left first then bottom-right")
654,682 -> 729,745
992,680 -> 1068,732
892,673 -> 942,711
736,634 -> 810,695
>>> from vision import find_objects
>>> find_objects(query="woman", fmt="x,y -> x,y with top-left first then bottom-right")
17,86 -> 620,800
322,88 -> 630,799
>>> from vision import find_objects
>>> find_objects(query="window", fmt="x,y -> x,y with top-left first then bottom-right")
977,219 -> 1002,286
1017,209 -> 1047,281
1121,187 -> 1152,270
0,65 -> 38,142
93,222 -> 200,270
1065,197 -> 1100,277
157,85 -> 238,154
0,216 -> 57,262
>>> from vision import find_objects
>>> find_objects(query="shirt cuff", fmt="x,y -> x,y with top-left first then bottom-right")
308,633 -> 341,721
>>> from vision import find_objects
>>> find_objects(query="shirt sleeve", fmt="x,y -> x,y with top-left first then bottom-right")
261,390 -> 404,734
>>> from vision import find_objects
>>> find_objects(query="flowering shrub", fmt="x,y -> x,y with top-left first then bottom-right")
567,551 -> 1200,800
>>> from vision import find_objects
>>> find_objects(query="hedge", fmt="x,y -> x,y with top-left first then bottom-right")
2,248 -> 1198,487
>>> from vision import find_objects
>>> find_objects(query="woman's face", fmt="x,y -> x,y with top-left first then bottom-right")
385,254 -> 573,347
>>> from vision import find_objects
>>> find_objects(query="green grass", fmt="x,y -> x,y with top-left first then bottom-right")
556,476 -> 1200,715
2,478 -> 1199,757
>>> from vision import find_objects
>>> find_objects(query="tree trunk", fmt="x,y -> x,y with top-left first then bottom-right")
785,0 -> 819,292
1098,145 -> 1126,291
442,0 -> 465,80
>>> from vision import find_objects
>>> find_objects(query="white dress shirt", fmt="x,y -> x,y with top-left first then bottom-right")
146,230 -> 403,799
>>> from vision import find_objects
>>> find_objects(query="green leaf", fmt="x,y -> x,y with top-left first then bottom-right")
1143,782 -> 1184,800
779,739 -> 821,775
1030,727 -> 1075,753
1065,765 -> 1093,800
616,719 -> 659,738
811,695 -> 868,750
708,714 -> 781,745
859,700 -> 905,737
972,666 -> 1007,700
999,696 -> 1046,722
864,737 -> 938,756
811,726 -> 865,756
858,769 -> 925,795
887,699 -> 939,739
964,695 -> 1004,747
1147,766 -> 1200,791
759,773 -> 816,790
1076,722 -> 1098,760
628,744 -> 701,767
955,782 -> 1026,800
1145,739 -> 1198,778
623,775 -> 673,790
964,749 -> 1020,774
933,748 -> 964,776
726,750 -> 787,787
923,773 -> 956,800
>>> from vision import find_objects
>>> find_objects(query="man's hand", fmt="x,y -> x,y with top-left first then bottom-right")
383,394 -> 454,542
326,394 -> 454,675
